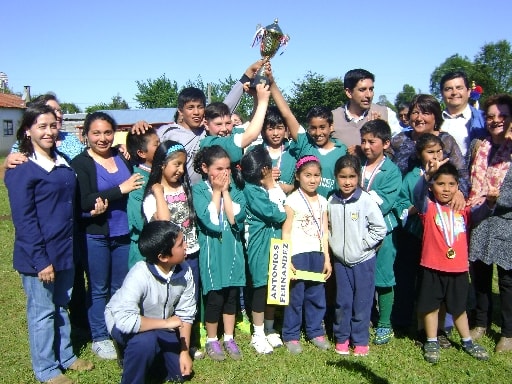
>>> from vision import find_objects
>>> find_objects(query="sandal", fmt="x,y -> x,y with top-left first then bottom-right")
462,342 -> 489,361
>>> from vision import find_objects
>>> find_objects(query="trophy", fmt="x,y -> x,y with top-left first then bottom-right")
250,19 -> 290,88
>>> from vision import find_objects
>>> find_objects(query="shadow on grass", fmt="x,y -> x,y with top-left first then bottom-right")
326,359 -> 390,384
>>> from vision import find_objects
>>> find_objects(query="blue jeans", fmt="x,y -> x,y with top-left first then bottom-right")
282,252 -> 326,342
85,235 -> 129,341
111,327 -> 185,384
21,269 -> 77,382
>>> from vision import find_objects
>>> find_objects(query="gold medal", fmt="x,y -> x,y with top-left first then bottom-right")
446,247 -> 456,259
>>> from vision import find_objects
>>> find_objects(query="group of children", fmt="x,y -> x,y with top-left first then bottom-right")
104,69 -> 496,383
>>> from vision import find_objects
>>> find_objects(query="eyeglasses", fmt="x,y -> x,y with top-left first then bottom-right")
53,108 -> 63,114
398,114 -> 408,118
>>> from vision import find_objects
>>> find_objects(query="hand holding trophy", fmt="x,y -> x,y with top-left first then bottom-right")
250,19 -> 290,88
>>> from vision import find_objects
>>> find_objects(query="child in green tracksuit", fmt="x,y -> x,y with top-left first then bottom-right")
126,128 -> 160,268
241,145 -> 287,354
359,120 -> 402,345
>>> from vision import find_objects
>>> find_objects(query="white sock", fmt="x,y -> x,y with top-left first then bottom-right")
206,337 -> 218,343
253,324 -> 265,337
223,334 -> 233,342
264,320 -> 274,333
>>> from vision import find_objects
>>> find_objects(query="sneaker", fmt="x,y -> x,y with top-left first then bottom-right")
236,311 -> 252,335
353,345 -> 369,356
67,358 -> 94,371
374,327 -> 394,345
45,374 -> 74,384
462,342 -> 489,360
284,340 -> 303,355
423,341 -> 440,364
91,340 -> 117,360
206,340 -> 226,361
251,334 -> 273,354
189,346 -> 205,360
311,335 -> 331,350
335,340 -> 350,355
223,339 -> 243,360
265,330 -> 283,348
437,332 -> 452,349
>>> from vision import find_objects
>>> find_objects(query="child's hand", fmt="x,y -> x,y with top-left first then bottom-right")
210,171 -> 225,192
131,120 -> 152,135
323,260 -> 332,280
261,167 -> 275,189
151,183 -> 164,195
271,166 -> 281,181
424,158 -> 450,180
289,263 -> 297,280
255,83 -> 271,104
90,197 -> 108,216
368,110 -> 382,121
180,351 -> 193,377
486,186 -> 500,207
165,315 -> 183,330
264,62 -> 274,84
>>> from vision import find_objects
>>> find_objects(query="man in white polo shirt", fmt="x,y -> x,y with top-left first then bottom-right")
440,71 -> 486,157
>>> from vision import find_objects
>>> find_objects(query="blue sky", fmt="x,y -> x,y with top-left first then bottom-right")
2,0 -> 510,109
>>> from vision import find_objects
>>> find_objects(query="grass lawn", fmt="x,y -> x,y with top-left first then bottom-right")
0,157 -> 511,383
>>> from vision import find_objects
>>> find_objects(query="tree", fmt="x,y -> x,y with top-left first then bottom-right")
135,75 -> 179,108
186,75 -> 255,120
429,54 -> 475,100
394,84 -> 416,109
85,94 -> 130,113
60,102 -> 82,114
473,40 -> 512,96
287,71 -> 346,125
377,95 -> 396,112
430,40 -> 512,106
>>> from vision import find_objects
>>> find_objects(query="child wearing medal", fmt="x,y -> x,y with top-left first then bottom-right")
192,145 -> 247,362
281,155 -> 332,354
413,159 -> 498,364
359,120 -> 402,345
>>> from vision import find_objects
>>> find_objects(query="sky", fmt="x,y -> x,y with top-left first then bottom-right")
1,0 -> 511,110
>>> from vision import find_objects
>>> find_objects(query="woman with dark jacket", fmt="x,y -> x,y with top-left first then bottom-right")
72,111 -> 144,360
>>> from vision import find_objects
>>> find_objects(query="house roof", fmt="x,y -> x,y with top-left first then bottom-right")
0,93 -> 25,109
100,108 -> 176,126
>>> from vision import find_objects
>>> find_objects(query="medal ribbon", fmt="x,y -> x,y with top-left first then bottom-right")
361,157 -> 386,191
298,188 -> 323,245
435,202 -> 455,248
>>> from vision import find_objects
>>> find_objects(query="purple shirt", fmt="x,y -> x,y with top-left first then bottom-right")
95,155 -> 130,237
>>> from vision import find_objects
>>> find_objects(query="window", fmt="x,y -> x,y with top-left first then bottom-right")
3,120 -> 13,136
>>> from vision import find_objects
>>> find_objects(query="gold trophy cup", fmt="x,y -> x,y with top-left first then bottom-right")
251,19 -> 290,88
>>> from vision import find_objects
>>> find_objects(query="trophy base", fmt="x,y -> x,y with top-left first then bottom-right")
250,74 -> 270,89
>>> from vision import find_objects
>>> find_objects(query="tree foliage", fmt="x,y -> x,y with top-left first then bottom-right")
135,75 -> 179,108
377,95 -> 396,112
394,84 -> 417,109
85,94 -> 130,113
430,40 -> 512,106
473,39 -> 512,95
287,71 -> 346,125
60,102 -> 82,114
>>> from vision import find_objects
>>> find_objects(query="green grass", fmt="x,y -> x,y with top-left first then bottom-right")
1,157 -> 511,383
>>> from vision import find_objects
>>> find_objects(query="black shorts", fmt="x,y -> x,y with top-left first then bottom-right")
416,267 -> 469,317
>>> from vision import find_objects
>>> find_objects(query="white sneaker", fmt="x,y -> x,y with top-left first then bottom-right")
251,334 -> 273,354
92,340 -> 117,360
265,330 -> 284,348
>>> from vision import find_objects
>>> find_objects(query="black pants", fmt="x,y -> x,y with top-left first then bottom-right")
472,260 -> 512,337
